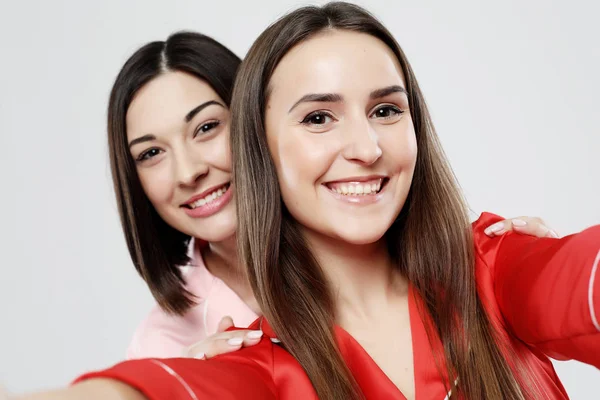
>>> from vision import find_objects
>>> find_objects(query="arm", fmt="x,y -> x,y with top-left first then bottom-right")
15,380 -> 146,400
474,213 -> 600,367
128,305 -> 262,360
77,356 -> 277,400
128,268 -> 260,360
15,354 -> 277,400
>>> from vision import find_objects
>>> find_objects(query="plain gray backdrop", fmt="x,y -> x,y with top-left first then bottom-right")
1,0 -> 598,397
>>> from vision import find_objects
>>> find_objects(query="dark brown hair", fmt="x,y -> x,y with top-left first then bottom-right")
232,2 -> 530,399
108,31 -> 240,314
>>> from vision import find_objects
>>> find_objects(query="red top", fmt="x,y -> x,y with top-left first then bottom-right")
76,213 -> 600,399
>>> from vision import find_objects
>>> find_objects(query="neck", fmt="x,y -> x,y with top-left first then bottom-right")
202,234 -> 242,277
303,230 -> 406,323
202,234 -> 261,314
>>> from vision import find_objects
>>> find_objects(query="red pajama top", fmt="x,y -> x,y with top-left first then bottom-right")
77,213 -> 600,399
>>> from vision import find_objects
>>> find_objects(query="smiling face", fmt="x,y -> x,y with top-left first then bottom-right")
126,71 -> 236,242
265,30 -> 418,245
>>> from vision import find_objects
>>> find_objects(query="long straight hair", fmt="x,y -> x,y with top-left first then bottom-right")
108,32 -> 240,314
232,3 -> 529,399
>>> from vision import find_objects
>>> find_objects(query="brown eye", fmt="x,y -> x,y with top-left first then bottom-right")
371,105 -> 403,119
301,112 -> 334,126
194,121 -> 221,137
137,148 -> 162,162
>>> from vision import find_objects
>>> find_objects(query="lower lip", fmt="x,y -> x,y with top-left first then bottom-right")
324,182 -> 388,205
183,185 -> 234,218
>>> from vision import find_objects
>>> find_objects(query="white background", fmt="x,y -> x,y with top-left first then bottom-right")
0,0 -> 598,397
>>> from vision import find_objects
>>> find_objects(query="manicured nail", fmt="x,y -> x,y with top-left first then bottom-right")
194,352 -> 206,360
228,337 -> 244,346
485,222 -> 504,235
512,219 -> 527,227
270,338 -> 281,343
549,230 -> 559,238
247,330 -> 263,339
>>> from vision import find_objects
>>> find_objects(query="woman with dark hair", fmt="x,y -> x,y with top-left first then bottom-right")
12,3 -> 599,400
106,31 -> 263,359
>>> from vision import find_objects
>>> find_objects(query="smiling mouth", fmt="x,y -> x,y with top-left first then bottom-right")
183,183 -> 231,209
324,177 -> 389,196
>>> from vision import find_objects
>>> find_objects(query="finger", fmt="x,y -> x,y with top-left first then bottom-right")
184,330 -> 249,358
511,217 -> 559,238
185,330 -> 263,359
484,220 -> 510,236
242,329 -> 264,347
485,217 -> 559,238
216,316 -> 235,333
203,330 -> 263,358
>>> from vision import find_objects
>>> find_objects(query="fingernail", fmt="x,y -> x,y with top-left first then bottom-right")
512,219 -> 527,227
194,352 -> 206,360
247,330 -> 263,339
485,222 -> 504,234
228,337 -> 244,346
549,230 -> 559,238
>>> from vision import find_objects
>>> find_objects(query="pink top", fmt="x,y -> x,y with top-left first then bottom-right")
126,240 -> 259,359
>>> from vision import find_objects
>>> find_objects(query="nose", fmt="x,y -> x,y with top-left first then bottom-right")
173,146 -> 208,186
341,116 -> 382,165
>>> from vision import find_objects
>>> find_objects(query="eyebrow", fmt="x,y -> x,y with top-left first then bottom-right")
370,85 -> 407,99
288,85 -> 408,113
128,100 -> 225,149
288,93 -> 343,113
185,100 -> 225,122
128,134 -> 156,149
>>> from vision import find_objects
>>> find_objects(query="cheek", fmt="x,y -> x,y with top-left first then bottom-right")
273,132 -> 333,195
382,122 -> 418,170
191,130 -> 232,173
209,127 -> 233,171
137,165 -> 174,211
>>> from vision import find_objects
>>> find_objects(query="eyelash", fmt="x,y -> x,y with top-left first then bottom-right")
136,148 -> 162,162
194,120 -> 221,137
299,105 -> 404,126
300,111 -> 334,126
371,105 -> 404,119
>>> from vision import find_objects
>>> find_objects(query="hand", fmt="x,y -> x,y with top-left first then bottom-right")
183,316 -> 264,360
484,216 -> 559,238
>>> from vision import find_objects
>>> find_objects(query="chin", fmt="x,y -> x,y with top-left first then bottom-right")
185,214 -> 237,244
331,224 -> 389,246
197,227 -> 236,243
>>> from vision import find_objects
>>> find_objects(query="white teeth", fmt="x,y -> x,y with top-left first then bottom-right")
328,179 -> 384,196
189,185 -> 229,209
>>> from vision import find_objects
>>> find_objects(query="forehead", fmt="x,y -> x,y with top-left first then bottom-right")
126,71 -> 221,137
268,30 -> 406,101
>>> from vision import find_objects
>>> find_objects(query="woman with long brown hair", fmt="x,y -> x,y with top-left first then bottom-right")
105,27 -> 548,361
12,2 -> 599,400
